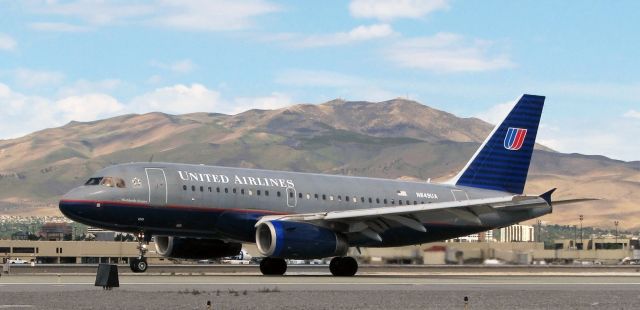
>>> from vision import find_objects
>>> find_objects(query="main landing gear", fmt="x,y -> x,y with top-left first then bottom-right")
260,257 -> 287,275
130,232 -> 150,273
258,256 -> 358,277
329,257 -> 358,276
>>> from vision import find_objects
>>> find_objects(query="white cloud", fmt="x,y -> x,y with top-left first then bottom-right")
150,59 -> 196,74
0,33 -> 17,51
349,0 -> 449,21
0,83 -> 125,138
537,118 -> 640,161
29,22 -> 91,32
231,92 -> 293,114
474,101 -> 515,125
276,69 -> 398,102
26,0 -> 280,32
152,0 -> 280,31
130,84 -> 222,114
56,94 -> 124,122
293,24 -> 395,48
14,68 -> 65,88
57,79 -> 123,97
623,110 -> 640,120
385,32 -> 514,73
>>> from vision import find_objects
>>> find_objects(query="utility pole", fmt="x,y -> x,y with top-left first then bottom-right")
579,214 -> 583,250
536,219 -> 542,243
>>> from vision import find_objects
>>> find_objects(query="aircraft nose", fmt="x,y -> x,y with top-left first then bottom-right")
59,187 -> 96,221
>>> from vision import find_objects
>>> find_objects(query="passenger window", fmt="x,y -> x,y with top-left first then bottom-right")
391,199 -> 395,204
200,186 -> 204,192
241,189 -> 245,195
384,199 -> 387,204
314,194 -> 318,200
224,188 -> 229,193
414,201 -> 417,205
249,190 -> 253,196
208,187 -> 212,192
298,193 -> 303,199
353,197 -> 357,203
329,195 -> 334,201
289,192 -> 294,198
345,196 -> 349,202
183,185 -> 187,191
306,194 -> 311,199
233,188 -> 237,194
277,191 -> 281,197
406,200 -> 410,205
216,187 -> 220,193
192,185 -> 196,192
368,198 -> 372,203
338,195 -> 342,201
265,190 -> 269,196
257,190 -> 261,196
322,194 -> 326,200
376,198 -> 380,203
399,200 -> 403,205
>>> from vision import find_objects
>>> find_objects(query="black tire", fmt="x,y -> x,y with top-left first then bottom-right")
260,258 -> 287,276
136,259 -> 148,273
329,257 -> 342,276
130,258 -> 139,273
259,257 -> 272,275
330,256 -> 358,276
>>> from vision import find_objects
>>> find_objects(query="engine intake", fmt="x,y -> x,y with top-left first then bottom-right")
256,221 -> 348,259
155,236 -> 241,260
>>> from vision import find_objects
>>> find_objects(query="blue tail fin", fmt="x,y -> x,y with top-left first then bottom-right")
452,94 -> 545,194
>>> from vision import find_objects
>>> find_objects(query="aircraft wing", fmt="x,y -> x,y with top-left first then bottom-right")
255,192 -> 591,242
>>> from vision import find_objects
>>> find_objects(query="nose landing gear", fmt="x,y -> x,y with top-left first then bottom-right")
130,232 -> 150,273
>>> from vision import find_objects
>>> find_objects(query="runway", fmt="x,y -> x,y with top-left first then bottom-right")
2,272 -> 640,309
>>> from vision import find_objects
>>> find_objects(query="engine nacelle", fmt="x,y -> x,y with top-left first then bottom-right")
155,236 -> 241,260
255,221 -> 348,259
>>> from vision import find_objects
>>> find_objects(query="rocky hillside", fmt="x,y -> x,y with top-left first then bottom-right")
0,98 -> 637,229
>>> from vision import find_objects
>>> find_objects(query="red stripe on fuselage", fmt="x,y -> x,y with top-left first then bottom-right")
59,199 -> 290,215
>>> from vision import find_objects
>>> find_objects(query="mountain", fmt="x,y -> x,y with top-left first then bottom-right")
0,98 -> 638,229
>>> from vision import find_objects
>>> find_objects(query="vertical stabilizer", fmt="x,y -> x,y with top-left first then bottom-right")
450,94 -> 545,194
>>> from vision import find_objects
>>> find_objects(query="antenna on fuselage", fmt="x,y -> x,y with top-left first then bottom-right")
148,155 -> 154,163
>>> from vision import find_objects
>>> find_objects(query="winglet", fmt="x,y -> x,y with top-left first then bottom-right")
539,188 -> 557,205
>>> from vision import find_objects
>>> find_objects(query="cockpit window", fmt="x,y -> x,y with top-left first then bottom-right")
100,177 -> 126,188
85,177 -> 103,185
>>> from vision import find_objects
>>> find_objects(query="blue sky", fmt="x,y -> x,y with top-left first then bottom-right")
0,0 -> 638,161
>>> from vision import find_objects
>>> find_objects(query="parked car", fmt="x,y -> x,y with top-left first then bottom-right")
8,258 -> 28,264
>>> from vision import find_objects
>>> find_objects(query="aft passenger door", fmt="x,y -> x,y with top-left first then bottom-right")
146,168 -> 168,206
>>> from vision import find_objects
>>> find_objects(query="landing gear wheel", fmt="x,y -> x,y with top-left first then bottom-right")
130,232 -> 150,273
130,257 -> 148,273
260,257 -> 287,276
330,256 -> 358,276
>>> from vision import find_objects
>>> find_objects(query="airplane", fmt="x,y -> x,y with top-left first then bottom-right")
59,94 -> 591,276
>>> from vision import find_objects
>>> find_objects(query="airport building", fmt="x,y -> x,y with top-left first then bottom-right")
499,224 -> 535,242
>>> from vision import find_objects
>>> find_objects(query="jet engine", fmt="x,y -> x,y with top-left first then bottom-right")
255,221 -> 348,259
155,236 -> 241,260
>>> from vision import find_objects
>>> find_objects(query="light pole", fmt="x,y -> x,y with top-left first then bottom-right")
536,219 -> 542,243
614,220 -> 619,247
579,214 -> 583,250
